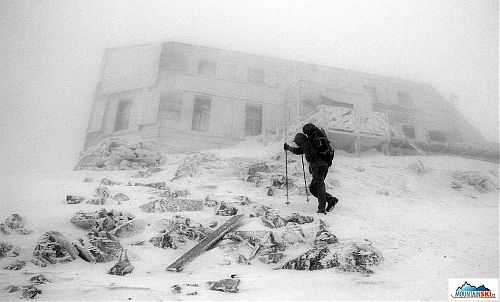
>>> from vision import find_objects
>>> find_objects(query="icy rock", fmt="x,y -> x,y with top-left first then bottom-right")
132,170 -> 153,178
108,250 -> 134,276
258,252 -> 284,264
32,231 -> 79,266
450,181 -> 462,189
71,210 -> 103,229
101,178 -> 121,186
271,175 -> 295,189
204,196 -> 219,207
113,219 -> 146,238
248,162 -> 271,175
5,285 -> 42,299
332,242 -> 382,275
3,214 -> 32,235
84,177 -> 94,182
140,198 -> 204,212
135,182 -> 166,190
3,260 -> 26,270
234,195 -> 252,205
376,190 -> 390,196
313,220 -> 338,247
105,154 -> 123,168
76,235 -> 123,263
95,186 -> 111,198
111,145 -> 137,161
30,275 -> 50,285
0,242 -> 20,257
282,223 -> 306,245
356,166 -> 366,172
0,223 -> 11,235
215,202 -> 238,216
87,198 -> 106,205
206,278 -> 240,293
173,152 -> 219,179
235,255 -> 250,265
281,247 -> 339,270
409,160 -> 427,174
150,232 -> 177,249
76,137 -> 163,170
66,195 -> 85,204
452,170 -> 498,193
261,211 -> 287,229
112,193 -> 129,201
267,187 -> 273,196
156,188 -> 190,199
284,213 -> 314,225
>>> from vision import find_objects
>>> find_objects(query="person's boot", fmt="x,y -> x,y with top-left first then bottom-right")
316,209 -> 327,215
326,197 -> 338,212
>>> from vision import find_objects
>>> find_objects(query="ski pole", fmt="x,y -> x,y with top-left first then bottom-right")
285,149 -> 289,205
301,154 -> 309,202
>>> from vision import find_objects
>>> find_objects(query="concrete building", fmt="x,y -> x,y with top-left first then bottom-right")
84,41 -> 498,160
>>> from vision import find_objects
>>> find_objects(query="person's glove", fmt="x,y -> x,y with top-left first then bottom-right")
284,143 -> 289,151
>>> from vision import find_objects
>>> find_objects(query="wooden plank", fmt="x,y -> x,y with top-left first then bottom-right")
166,214 -> 244,272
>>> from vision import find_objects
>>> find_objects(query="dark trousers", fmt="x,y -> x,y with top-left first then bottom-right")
309,165 -> 334,211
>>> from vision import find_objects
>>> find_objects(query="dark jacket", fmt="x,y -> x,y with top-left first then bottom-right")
288,140 -> 328,168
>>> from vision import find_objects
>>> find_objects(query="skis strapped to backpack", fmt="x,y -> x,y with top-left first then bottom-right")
310,127 -> 334,166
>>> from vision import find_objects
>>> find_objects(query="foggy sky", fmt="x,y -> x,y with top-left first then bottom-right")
0,0 -> 498,174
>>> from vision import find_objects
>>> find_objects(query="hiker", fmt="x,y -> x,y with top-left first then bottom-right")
284,123 -> 338,214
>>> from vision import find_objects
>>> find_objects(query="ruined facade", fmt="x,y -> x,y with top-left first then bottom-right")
84,41 -> 497,158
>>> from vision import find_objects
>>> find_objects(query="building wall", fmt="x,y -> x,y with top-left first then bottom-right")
84,41 -> 488,152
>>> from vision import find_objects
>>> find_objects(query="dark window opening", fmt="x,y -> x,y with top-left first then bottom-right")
398,91 -> 412,106
160,92 -> 182,121
402,125 -> 415,139
428,130 -> 447,143
245,103 -> 262,136
197,59 -> 217,77
192,95 -> 211,131
113,100 -> 132,132
247,68 -> 265,85
363,85 -> 378,102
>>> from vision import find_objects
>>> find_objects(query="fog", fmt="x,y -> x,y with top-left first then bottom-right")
0,0 -> 498,174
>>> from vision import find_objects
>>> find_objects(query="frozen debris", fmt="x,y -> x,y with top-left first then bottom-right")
248,162 -> 271,175
0,242 -> 20,257
101,178 -> 121,186
235,254 -> 250,265
130,241 -> 145,246
172,284 -> 182,294
112,193 -> 129,201
452,170 -> 498,193
356,166 -> 366,172
150,232 -> 177,249
224,231 -> 285,264
488,168 -> 499,178
0,223 -> 11,235
332,242 -> 383,275
173,152 -> 219,180
71,208 -> 138,237
141,198 -> 204,213
3,260 -> 26,270
71,209 -> 105,229
135,181 -> 166,190
29,275 -> 50,285
76,137 -> 164,171
376,190 -> 390,196
206,278 -> 240,293
156,216 -> 212,243
3,214 -> 33,235
32,231 -> 79,266
258,251 -> 284,264
66,195 -> 85,204
5,285 -> 42,299
84,177 -> 94,183
271,175 -> 295,190
267,187 -> 274,196
409,160 -> 427,174
215,202 -> 238,216
108,249 -> 134,276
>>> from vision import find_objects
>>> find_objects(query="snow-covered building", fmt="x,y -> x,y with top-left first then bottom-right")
84,41 -> 498,159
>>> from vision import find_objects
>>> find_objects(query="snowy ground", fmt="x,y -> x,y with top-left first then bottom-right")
0,140 -> 498,301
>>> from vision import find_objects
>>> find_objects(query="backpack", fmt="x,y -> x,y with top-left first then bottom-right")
309,127 -> 334,166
